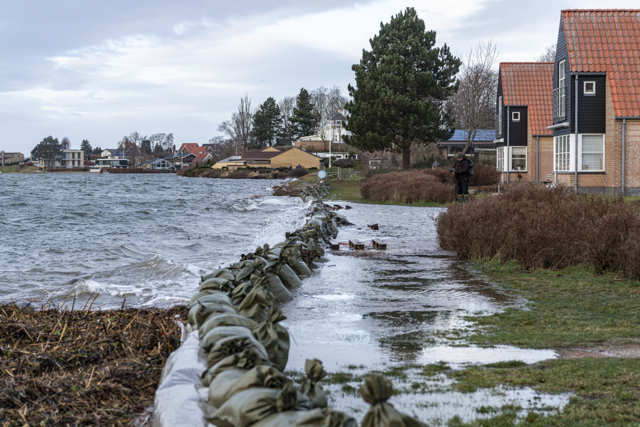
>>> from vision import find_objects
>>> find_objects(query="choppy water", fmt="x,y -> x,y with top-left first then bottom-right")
0,173 -> 305,308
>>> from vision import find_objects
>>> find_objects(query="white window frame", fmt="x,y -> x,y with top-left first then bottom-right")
496,146 -> 505,172
512,111 -> 520,122
510,147 -> 527,172
498,96 -> 503,135
584,81 -> 596,96
558,60 -> 566,118
579,134 -> 605,171
554,134 -> 573,172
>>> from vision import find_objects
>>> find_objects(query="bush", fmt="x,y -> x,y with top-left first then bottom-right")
335,158 -> 355,168
288,167 -> 308,178
361,170 -> 455,204
437,184 -> 640,279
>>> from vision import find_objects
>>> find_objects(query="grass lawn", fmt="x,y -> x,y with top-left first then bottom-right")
436,261 -> 640,426
0,164 -> 18,173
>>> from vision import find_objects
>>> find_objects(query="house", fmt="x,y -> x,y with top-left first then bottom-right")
294,111 -> 353,150
179,143 -> 199,153
101,149 -> 118,157
495,62 -> 554,183
34,149 -> 85,168
212,156 -> 246,170
1,151 -> 24,164
142,159 -> 174,170
549,9 -> 640,195
270,147 -> 322,169
439,130 -> 496,163
190,146 -> 213,165
213,146 -> 322,170
95,156 -> 128,168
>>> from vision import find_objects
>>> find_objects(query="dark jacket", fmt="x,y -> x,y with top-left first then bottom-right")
453,157 -> 471,183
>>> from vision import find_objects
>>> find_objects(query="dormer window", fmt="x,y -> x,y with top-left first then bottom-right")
512,112 -> 520,122
584,81 -> 596,95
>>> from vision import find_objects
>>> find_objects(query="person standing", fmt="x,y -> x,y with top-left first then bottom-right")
451,152 -> 471,203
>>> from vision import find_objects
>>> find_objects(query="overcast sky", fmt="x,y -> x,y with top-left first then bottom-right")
2,0 -> 639,154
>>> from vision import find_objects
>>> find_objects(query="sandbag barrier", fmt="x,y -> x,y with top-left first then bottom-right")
155,180 -> 427,427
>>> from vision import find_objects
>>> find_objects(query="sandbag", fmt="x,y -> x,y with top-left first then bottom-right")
201,268 -> 235,283
277,263 -> 302,289
252,408 -> 358,427
188,293 -> 235,309
235,263 -> 256,283
199,313 -> 257,339
265,271 -> 293,302
281,242 -> 311,278
207,383 -> 297,427
298,359 -> 328,408
209,365 -> 289,408
201,348 -> 265,387
188,290 -> 233,308
208,368 -> 248,408
193,302 -> 238,330
253,307 -> 290,372
237,280 -> 276,323
230,281 -> 253,306
360,375 -> 428,427
206,335 -> 270,369
200,277 -> 235,293
201,326 -> 256,353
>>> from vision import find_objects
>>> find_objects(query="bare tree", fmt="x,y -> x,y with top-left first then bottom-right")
60,137 -> 71,149
310,86 -> 348,135
150,133 -> 167,153
218,94 -> 253,154
278,96 -> 295,145
448,40 -> 499,155
537,44 -> 556,62
208,136 -> 235,160
164,133 -> 175,152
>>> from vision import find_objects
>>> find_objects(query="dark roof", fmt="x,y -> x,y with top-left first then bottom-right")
241,151 -> 281,160
499,62 -> 554,136
444,129 -> 496,142
331,112 -> 347,122
562,9 -> 640,117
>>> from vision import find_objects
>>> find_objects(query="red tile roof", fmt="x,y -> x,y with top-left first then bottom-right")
192,152 -> 210,163
500,62 -> 554,136
562,9 -> 640,117
179,143 -> 198,153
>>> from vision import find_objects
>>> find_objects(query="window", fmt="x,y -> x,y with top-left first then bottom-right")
581,135 -> 604,171
511,147 -> 526,171
584,81 -> 596,95
558,60 -> 566,118
512,111 -> 520,122
497,146 -> 504,172
555,135 -> 571,171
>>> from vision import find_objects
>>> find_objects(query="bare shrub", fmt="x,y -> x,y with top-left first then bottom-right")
335,158 -> 355,168
361,171 -> 455,204
288,167 -> 308,178
437,184 -> 640,279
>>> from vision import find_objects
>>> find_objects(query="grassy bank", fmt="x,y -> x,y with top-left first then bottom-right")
0,164 -> 18,173
0,303 -> 186,425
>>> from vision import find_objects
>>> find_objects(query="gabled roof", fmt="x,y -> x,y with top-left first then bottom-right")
561,9 -> 640,117
500,62 -> 554,136
179,143 -> 198,153
192,152 -> 211,163
241,151 -> 281,160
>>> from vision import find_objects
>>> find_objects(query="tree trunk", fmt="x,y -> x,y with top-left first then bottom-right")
402,146 -> 411,169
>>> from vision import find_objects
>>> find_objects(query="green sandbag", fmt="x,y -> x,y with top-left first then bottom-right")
201,268 -> 235,283
206,335 -> 270,369
209,365 -> 290,408
188,289 -> 233,308
188,292 -> 234,309
265,271 -> 293,302
199,313 -> 257,338
207,383 -> 297,427
230,281 -> 252,306
252,408 -> 358,427
360,375 -> 429,427
237,281 -> 276,323
281,243 -> 311,278
201,348 -> 265,387
208,368 -> 248,407
277,263 -> 302,289
191,301 -> 238,330
201,326 -> 256,353
298,359 -> 328,408
200,277 -> 235,293
253,307 -> 290,372
235,263 -> 256,283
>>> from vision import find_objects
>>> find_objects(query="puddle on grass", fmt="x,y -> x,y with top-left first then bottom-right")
280,203 -> 565,423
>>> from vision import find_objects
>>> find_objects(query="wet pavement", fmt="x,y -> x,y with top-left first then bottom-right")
280,202 -> 567,423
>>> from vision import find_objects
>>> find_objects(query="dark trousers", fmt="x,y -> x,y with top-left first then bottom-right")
455,181 -> 469,196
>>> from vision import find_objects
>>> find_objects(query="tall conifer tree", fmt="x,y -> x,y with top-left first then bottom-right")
251,97 -> 283,148
344,7 -> 461,169
290,88 -> 318,140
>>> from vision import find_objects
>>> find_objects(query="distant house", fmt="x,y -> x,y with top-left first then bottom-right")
495,62 -> 554,183
95,156 -> 128,168
179,143 -> 199,154
101,149 -> 118,157
439,130 -> 496,163
548,9 -> 640,195
142,159 -> 174,170
295,111 -> 353,151
213,147 -> 322,170
212,156 -> 245,170
190,146 -> 213,165
34,149 -> 85,169
1,151 -> 24,164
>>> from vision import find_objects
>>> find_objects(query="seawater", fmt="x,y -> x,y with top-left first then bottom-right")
0,173 -> 305,308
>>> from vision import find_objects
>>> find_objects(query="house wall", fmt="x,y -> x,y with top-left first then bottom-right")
271,149 -> 321,169
553,19 -> 572,136
294,140 -> 330,152
526,118 -> 553,182
508,107 -> 528,146
622,120 -> 640,194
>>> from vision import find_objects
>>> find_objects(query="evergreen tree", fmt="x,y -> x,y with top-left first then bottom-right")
344,7 -> 461,169
251,97 -> 283,148
80,139 -> 92,157
290,88 -> 318,140
34,136 -> 62,168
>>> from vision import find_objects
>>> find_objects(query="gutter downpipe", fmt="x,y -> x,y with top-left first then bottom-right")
622,118 -> 627,196
506,106 -> 510,184
536,136 -> 539,183
574,75 -> 579,194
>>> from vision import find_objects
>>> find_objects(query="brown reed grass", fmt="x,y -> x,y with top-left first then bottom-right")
437,184 -> 640,279
361,171 -> 455,204
0,300 -> 187,426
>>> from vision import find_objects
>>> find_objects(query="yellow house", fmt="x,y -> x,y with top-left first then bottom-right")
212,156 -> 246,170
270,147 -> 322,169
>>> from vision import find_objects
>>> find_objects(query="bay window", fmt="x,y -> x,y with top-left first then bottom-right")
497,147 -> 504,171
555,135 -> 571,171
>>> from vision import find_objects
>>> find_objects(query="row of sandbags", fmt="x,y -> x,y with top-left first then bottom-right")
181,180 -> 428,427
